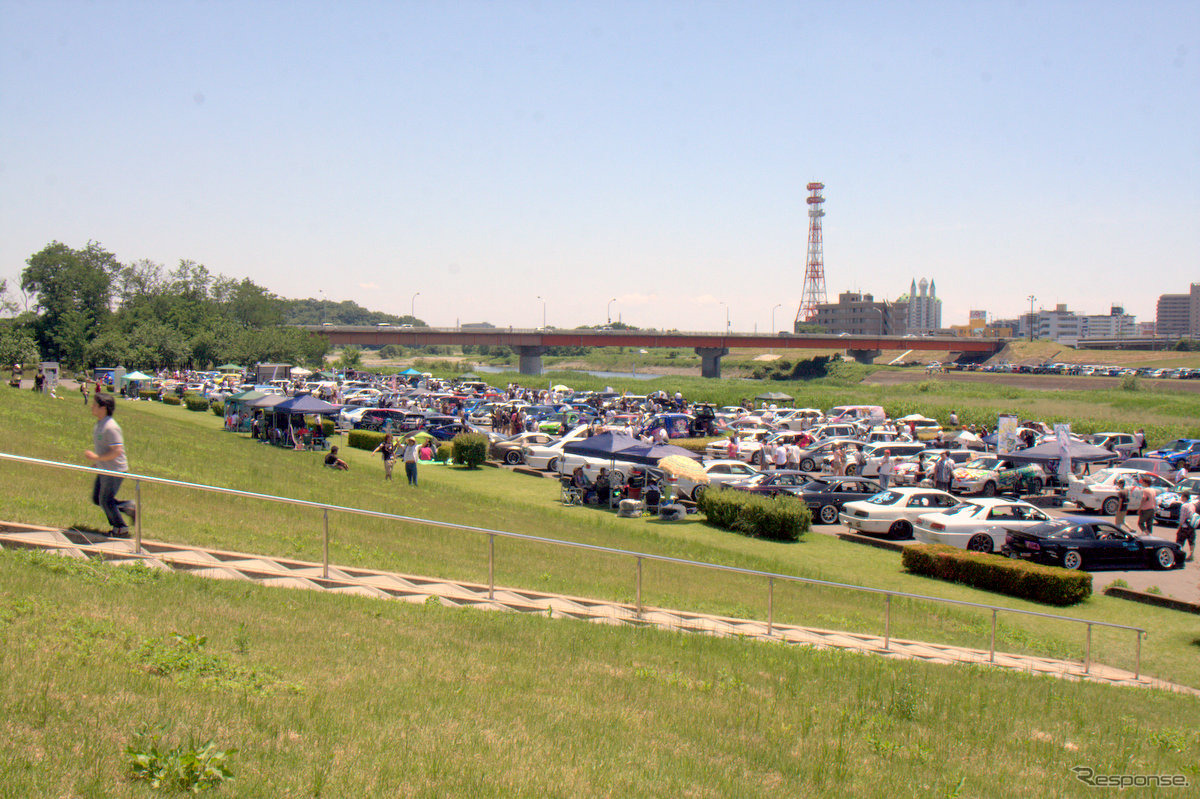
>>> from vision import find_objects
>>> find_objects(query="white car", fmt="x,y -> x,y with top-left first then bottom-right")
839,488 -> 961,539
703,430 -> 772,461
913,498 -> 1053,554
855,442 -> 929,477
1065,468 -> 1173,514
522,426 -> 592,472
673,460 -> 762,501
337,405 -> 373,427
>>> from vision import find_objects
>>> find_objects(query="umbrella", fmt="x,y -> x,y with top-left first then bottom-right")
948,430 -> 986,450
274,394 -> 340,414
291,367 -> 312,377
755,391 -> 793,402
400,368 -> 422,376
216,364 -> 242,371
658,455 -> 709,484
552,384 -> 573,393
122,371 -> 153,381
1002,440 -> 1121,465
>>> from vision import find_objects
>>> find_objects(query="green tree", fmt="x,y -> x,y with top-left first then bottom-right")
21,241 -> 119,366
0,322 -> 40,367
337,345 -> 363,369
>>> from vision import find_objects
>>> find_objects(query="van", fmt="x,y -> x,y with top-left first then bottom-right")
828,405 -> 886,425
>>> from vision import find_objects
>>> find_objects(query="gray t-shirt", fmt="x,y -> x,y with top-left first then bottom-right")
92,416 -> 128,473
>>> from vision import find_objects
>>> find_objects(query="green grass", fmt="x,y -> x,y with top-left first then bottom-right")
2,388 -> 1199,691
1,548 -> 1198,797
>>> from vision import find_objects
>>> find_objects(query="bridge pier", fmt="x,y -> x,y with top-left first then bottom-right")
847,349 -> 881,365
695,347 -> 729,379
517,346 -> 547,375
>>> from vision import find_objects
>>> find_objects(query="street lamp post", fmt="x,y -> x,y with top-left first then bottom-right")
318,289 -> 325,325
1027,295 -> 1036,342
770,304 -> 782,354
411,292 -> 420,323
607,298 -> 617,326
536,295 -> 546,330
720,302 -> 730,334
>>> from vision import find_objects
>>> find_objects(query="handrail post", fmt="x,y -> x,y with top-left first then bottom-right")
322,508 -> 329,580
989,609 -> 997,663
767,577 -> 774,636
884,594 -> 891,650
635,556 -> 642,616
133,479 -> 142,554
488,533 -> 495,600
1135,630 -> 1142,680
1084,622 -> 1092,674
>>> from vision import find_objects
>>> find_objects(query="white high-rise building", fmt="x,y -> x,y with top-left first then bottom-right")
901,278 -> 942,333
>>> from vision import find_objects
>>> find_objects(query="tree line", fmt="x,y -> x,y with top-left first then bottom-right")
2,240 -> 334,371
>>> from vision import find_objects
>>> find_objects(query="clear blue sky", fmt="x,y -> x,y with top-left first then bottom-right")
2,1 -> 1196,331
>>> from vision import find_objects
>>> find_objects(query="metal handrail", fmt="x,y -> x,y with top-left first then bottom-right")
0,451 -> 1146,677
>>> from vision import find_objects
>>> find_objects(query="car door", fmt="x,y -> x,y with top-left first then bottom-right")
1089,523 -> 1142,567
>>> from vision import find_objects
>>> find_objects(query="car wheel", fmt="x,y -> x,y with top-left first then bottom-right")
1025,477 -> 1043,496
692,485 -> 706,502
800,458 -> 816,472
888,520 -> 913,539
981,481 -> 997,497
1101,496 -> 1120,516
967,534 -> 993,553
1062,550 -> 1083,570
845,464 -> 857,476
504,450 -> 522,465
751,452 -> 762,466
1154,547 -> 1178,570
818,504 -> 839,524
546,458 -> 558,473
611,471 -> 625,485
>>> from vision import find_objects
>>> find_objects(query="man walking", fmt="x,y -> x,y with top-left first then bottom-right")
1136,475 -> 1158,536
878,451 -> 893,490
402,436 -> 420,486
83,392 -> 135,537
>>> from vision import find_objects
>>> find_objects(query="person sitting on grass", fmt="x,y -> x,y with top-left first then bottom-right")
324,445 -> 349,471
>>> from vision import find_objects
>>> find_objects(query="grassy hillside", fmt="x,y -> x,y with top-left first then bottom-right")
1,387 -> 1198,691
1,548 -> 1197,797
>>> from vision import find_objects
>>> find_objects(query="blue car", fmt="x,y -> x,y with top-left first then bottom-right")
1145,439 -> 1200,470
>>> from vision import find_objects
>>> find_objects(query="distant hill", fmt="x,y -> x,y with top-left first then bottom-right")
281,298 -> 424,327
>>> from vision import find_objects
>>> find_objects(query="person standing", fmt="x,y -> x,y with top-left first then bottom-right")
1176,492 -> 1197,561
935,451 -> 955,493
372,433 -> 396,481
1137,476 -> 1158,535
402,436 -> 420,486
79,380 -> 89,405
878,451 -> 894,490
1113,478 -> 1130,529
84,392 -> 135,537
773,440 -> 788,471
1134,428 -> 1146,457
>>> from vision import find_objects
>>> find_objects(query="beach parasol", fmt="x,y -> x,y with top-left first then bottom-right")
657,455 -> 709,484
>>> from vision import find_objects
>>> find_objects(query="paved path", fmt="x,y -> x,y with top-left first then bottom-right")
1,521 -> 1193,696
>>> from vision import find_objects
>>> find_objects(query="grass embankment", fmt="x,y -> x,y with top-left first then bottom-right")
2,389 -> 1199,690
2,549 -> 1198,797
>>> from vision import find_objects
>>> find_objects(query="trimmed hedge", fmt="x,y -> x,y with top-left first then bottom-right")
162,395 -> 181,406
451,432 -> 488,468
696,489 -> 810,542
347,430 -> 386,452
901,543 -> 1092,606
437,443 -> 453,462
210,401 -> 224,417
184,396 -> 210,412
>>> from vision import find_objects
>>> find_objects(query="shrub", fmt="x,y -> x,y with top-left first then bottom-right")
210,401 -> 224,417
162,395 -> 181,406
125,730 -> 235,793
184,396 -> 210,412
451,432 -> 488,468
901,544 -> 1092,606
697,489 -> 809,542
437,443 -> 453,462
347,430 -> 386,452
321,419 -> 335,438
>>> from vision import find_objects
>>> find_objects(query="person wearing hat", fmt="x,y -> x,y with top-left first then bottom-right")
1176,491 -> 1197,561
402,436 -> 420,486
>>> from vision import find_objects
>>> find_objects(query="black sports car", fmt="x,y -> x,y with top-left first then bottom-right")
1002,518 -> 1184,571
796,477 -> 885,524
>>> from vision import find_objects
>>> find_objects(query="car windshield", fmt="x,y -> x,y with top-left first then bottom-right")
940,504 -> 982,517
1164,440 -> 1190,452
866,491 -> 902,505
964,458 -> 999,470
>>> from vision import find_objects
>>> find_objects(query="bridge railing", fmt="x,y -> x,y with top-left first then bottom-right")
0,451 -> 1141,678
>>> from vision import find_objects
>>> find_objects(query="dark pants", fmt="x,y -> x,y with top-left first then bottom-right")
405,461 -> 418,486
92,474 -> 134,529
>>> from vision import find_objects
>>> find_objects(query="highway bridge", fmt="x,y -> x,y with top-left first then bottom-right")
299,325 -> 1006,378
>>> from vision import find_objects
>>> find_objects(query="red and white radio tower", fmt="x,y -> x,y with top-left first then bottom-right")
795,181 -> 827,325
